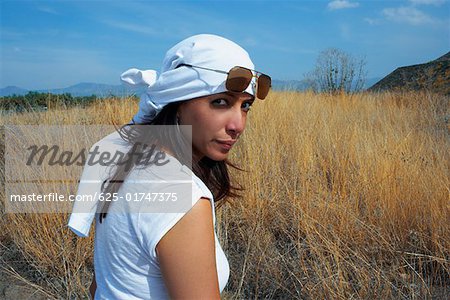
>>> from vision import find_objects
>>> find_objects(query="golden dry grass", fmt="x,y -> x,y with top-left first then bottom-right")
1,91 -> 449,299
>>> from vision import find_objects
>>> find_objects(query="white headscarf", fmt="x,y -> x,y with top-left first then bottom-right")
121,34 -> 256,124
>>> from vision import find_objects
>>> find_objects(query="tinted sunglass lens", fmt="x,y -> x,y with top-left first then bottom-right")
257,74 -> 271,99
226,67 -> 252,92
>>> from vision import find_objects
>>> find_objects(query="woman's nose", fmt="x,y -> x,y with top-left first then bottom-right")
225,109 -> 245,138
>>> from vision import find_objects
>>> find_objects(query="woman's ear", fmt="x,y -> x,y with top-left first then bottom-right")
176,101 -> 187,124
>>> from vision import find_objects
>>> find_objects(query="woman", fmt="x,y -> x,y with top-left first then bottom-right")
68,34 -> 271,299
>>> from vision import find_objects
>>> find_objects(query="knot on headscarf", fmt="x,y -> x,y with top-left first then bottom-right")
121,68 -> 158,87
121,69 -> 161,123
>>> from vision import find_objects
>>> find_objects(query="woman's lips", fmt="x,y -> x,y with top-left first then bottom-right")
215,140 -> 236,151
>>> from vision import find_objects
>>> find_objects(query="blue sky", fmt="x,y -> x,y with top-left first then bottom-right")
1,0 -> 449,90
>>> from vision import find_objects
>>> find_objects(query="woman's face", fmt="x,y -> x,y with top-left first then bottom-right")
177,91 -> 255,161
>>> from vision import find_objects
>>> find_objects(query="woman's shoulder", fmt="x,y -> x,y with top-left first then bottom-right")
127,152 -> 189,183
91,130 -> 130,151
190,172 -> 214,201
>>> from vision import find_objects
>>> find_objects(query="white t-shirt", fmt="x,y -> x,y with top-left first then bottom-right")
68,131 -> 230,299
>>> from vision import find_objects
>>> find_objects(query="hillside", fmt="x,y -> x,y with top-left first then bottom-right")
368,52 -> 450,95
0,83 -> 143,97
0,86 -> 28,97
0,77 -> 384,97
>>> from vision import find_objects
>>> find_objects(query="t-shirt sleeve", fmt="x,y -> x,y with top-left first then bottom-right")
67,148 -> 107,237
137,177 -> 214,261
68,131 -> 128,237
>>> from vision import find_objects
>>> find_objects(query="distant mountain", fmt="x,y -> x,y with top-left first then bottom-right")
0,86 -> 28,97
1,79 -> 312,97
40,82 -> 120,97
0,82 -> 145,98
368,52 -> 450,95
0,77 -> 388,97
38,82 -> 145,97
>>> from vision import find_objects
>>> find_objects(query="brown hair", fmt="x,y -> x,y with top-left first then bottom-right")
98,101 -> 242,223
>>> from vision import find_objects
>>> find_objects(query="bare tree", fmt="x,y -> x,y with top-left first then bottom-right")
305,48 -> 367,94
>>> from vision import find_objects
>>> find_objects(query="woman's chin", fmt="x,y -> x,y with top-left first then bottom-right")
195,145 -> 230,162
206,154 -> 228,161
205,149 -> 230,161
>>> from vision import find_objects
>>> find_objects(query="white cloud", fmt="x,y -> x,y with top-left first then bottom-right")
0,28 -> 25,39
37,6 -> 59,15
382,6 -> 436,25
100,20 -> 161,36
364,18 -> 382,25
327,1 -> 360,11
409,0 -> 447,6
339,23 -> 351,39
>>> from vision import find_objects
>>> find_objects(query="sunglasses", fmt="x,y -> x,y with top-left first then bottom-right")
179,63 -> 271,100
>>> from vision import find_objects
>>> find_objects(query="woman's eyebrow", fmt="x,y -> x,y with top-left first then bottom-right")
224,91 -> 255,101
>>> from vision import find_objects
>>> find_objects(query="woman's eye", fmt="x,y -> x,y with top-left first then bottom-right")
211,99 -> 228,106
242,101 -> 253,112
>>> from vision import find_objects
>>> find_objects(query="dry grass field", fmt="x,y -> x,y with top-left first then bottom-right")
0,91 -> 449,299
